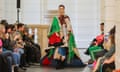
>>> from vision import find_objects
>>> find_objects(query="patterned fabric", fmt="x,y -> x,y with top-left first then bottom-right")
68,32 -> 76,62
40,16 -> 85,67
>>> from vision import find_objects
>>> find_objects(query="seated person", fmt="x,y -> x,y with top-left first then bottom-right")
93,26 -> 116,72
0,23 -> 26,72
85,23 -> 104,55
85,23 -> 105,64
102,54 -> 115,72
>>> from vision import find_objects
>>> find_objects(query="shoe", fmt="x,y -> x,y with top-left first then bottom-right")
84,51 -> 89,55
56,60 -> 64,70
23,64 -> 30,67
88,59 -> 94,64
14,66 -> 19,72
20,67 -> 27,70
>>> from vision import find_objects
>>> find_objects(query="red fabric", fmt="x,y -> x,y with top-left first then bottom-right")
42,57 -> 51,65
95,34 -> 104,45
49,33 -> 61,45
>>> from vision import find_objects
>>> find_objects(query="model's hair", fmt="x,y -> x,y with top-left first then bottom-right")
100,22 -> 104,25
59,4 -> 65,9
109,26 -> 116,35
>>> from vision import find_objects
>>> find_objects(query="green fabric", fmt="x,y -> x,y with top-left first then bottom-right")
47,16 -> 77,62
89,46 -> 102,61
68,32 -> 76,62
48,49 -> 54,58
48,16 -> 60,37
47,16 -> 60,58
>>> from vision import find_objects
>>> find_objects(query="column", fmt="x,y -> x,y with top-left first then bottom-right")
104,0 -> 116,33
115,0 -> 120,69
115,24 -> 120,69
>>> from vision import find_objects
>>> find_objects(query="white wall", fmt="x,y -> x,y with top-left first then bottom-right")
76,0 -> 100,48
46,0 -> 100,48
21,0 -> 40,24
0,0 -> 100,48
0,0 -> 17,24
0,0 -> 41,24
0,0 -> 4,19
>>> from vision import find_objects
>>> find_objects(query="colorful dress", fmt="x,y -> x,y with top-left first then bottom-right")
40,15 -> 85,67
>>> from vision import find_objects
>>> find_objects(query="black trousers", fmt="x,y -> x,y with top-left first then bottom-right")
20,54 -> 26,67
25,46 -> 33,64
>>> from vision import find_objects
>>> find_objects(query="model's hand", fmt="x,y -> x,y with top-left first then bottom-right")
55,32 -> 60,36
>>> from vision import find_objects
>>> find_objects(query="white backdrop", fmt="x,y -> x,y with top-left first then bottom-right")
0,0 -> 100,48
46,0 -> 100,48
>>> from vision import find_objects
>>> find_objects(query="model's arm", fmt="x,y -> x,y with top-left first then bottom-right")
103,53 -> 115,64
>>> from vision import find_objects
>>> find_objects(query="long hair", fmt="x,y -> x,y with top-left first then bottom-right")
109,26 -> 116,45
0,24 -> 5,39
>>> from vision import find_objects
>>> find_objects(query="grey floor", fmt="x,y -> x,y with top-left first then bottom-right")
24,49 -> 92,72
26,66 -> 92,72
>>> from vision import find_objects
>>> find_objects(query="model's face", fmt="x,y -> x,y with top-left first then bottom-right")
59,7 -> 65,16
100,25 -> 104,32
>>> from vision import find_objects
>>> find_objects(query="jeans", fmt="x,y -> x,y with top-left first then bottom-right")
7,56 -> 12,72
2,50 -> 15,72
13,52 -> 20,66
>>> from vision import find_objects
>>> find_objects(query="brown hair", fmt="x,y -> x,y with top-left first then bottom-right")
59,4 -> 65,9
109,26 -> 116,45
0,24 -> 5,39
100,22 -> 104,25
17,23 -> 24,29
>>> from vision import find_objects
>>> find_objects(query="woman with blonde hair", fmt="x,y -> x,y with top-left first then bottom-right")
0,24 -> 20,72
93,26 -> 116,72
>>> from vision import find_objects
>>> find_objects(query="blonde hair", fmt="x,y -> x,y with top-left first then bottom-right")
0,24 -> 5,39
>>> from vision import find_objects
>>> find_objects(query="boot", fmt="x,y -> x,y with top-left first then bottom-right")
55,60 -> 62,69
56,60 -> 65,69
60,60 -> 65,69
